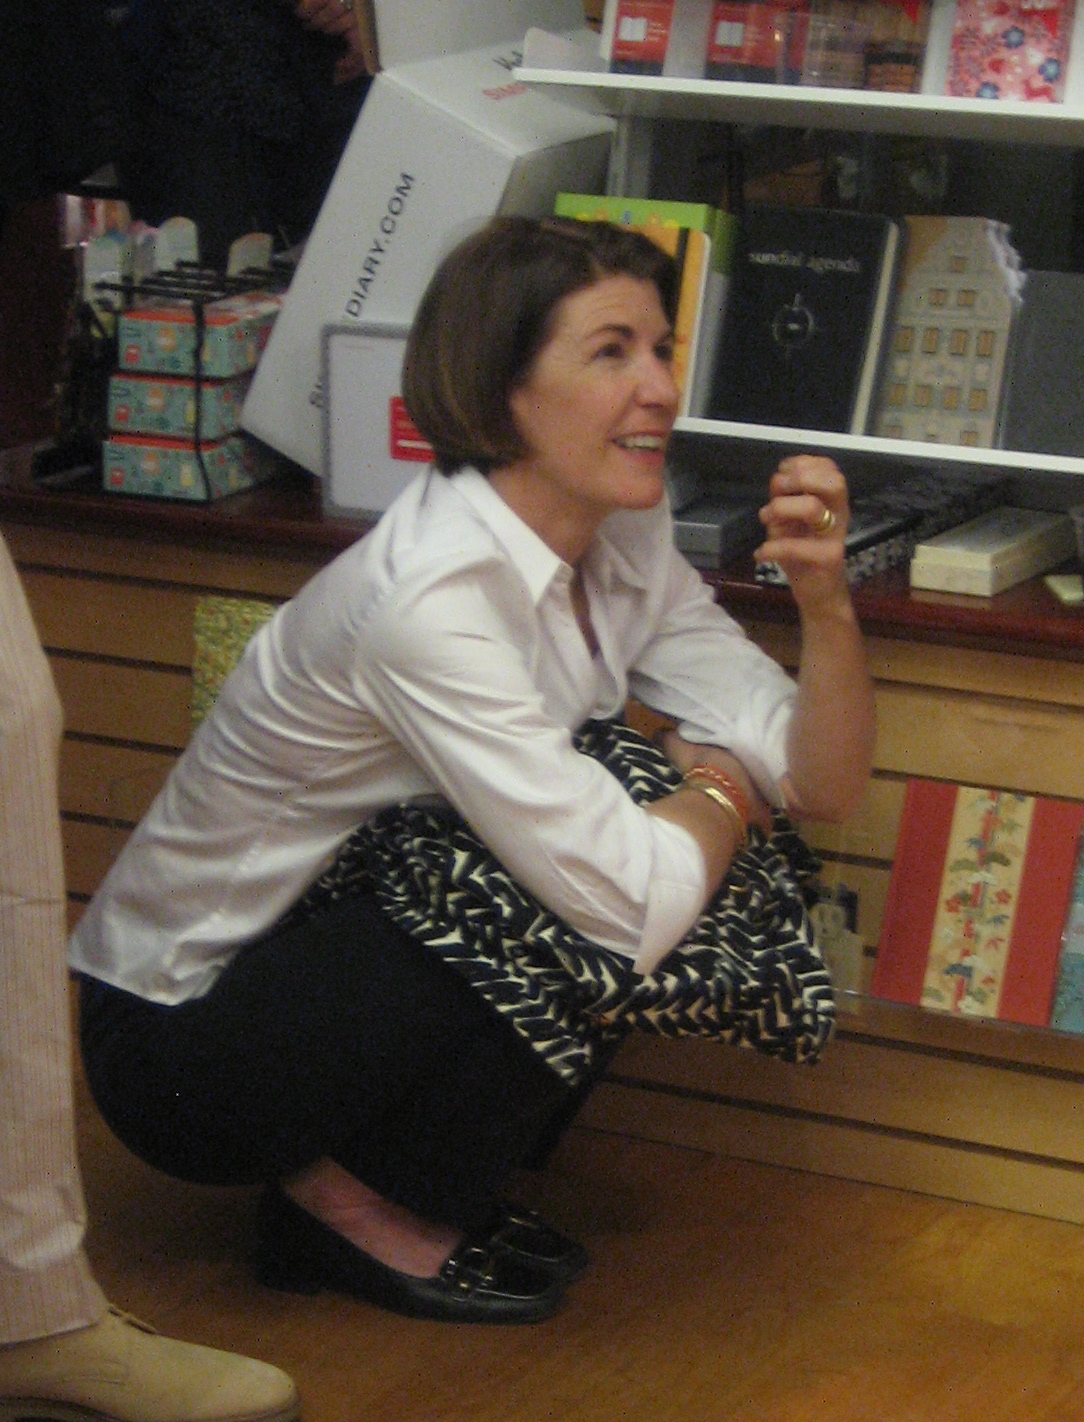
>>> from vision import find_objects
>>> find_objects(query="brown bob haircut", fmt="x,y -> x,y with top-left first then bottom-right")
401,214 -> 678,475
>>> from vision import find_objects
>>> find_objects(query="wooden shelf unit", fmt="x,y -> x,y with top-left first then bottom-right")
597,601 -> 1084,1224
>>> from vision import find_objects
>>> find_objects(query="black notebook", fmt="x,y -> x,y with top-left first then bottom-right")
999,270 -> 1084,458
706,204 -> 901,435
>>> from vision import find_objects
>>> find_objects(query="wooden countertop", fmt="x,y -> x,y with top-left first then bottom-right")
0,444 -> 368,558
4,444 -> 1084,657
714,556 -> 1084,655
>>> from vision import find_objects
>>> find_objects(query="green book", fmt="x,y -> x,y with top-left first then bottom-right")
554,192 -> 719,234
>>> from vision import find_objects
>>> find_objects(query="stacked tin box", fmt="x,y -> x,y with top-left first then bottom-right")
102,268 -> 283,501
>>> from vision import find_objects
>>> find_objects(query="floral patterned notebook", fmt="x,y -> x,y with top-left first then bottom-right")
873,779 -> 1084,1026
946,0 -> 1074,101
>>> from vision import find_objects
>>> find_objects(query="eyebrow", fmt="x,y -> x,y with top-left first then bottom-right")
586,321 -> 674,342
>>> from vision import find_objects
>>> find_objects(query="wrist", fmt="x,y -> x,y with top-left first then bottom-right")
684,764 -> 752,821
682,766 -> 750,850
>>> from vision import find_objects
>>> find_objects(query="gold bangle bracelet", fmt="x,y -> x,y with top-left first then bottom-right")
682,777 -> 748,850
684,764 -> 753,825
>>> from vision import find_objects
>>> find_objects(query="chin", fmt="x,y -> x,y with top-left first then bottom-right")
621,473 -> 667,509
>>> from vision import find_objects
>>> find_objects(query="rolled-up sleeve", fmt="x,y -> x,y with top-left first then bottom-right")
624,543 -> 798,806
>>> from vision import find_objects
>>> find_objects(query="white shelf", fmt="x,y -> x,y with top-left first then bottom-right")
517,67 -> 1084,147
673,418 -> 1084,478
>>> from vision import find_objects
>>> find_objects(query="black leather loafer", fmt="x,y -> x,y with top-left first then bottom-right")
254,1187 -> 566,1324
483,1202 -> 589,1283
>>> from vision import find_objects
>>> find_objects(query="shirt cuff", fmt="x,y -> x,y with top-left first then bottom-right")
632,817 -> 708,976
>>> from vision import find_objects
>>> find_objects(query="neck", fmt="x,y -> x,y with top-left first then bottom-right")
487,465 -> 601,569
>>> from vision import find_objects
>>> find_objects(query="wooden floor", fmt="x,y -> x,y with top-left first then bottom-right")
76,1061 -> 1084,1422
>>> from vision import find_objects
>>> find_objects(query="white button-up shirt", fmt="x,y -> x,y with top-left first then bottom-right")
69,467 -> 798,1004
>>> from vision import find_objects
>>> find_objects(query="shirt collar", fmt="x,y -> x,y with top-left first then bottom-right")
449,466 -> 659,601
449,467 -> 567,604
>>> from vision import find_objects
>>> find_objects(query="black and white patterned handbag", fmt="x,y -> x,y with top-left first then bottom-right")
281,720 -> 835,1085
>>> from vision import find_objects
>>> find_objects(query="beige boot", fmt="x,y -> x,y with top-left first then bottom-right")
0,1306 -> 299,1422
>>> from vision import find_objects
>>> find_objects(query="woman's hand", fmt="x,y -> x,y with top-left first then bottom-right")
291,0 -> 374,83
754,455 -> 875,823
755,454 -> 851,617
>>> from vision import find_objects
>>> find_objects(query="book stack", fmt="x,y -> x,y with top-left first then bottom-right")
553,192 -> 738,417
95,244 -> 283,502
600,0 -> 723,76
599,0 -> 934,89
999,271 -> 1084,459
942,0 -> 1076,101
672,489 -> 766,565
909,506 -> 1076,597
861,0 -> 931,91
603,0 -> 681,73
1051,840 -> 1084,1034
704,0 -> 811,83
599,0 -> 1084,96
872,779 -> 1084,1029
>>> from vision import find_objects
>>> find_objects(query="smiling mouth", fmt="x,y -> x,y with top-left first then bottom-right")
616,435 -> 667,451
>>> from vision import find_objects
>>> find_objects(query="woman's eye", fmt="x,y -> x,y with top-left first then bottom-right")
656,341 -> 675,365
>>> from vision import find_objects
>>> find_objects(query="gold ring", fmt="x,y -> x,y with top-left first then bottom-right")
813,506 -> 836,536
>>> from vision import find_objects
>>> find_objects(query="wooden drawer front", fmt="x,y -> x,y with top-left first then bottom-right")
582,1075 -> 1084,1224
1,520 -> 318,909
744,621 -> 799,669
51,657 -> 191,749
803,775 -> 905,862
867,636 -> 1084,709
612,1032 -> 1084,1164
747,620 -> 1084,709
60,741 -> 177,823
2,521 -> 322,599
875,683 -> 1084,799
23,570 -> 197,664
62,818 -> 129,900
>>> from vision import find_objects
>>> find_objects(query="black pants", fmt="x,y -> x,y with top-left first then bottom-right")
78,895 -> 579,1233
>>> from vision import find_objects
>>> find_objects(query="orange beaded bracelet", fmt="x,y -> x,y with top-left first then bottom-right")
683,764 -> 753,828
679,767 -> 745,841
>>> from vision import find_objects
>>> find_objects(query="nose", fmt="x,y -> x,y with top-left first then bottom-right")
638,350 -> 680,410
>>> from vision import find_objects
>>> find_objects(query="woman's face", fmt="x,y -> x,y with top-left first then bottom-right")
493,273 -> 679,561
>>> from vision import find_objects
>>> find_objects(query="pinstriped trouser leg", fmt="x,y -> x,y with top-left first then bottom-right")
0,532 -> 105,1344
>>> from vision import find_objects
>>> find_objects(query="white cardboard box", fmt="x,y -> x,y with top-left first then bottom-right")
372,0 -> 582,67
242,39 -> 613,474
909,507 -> 1076,597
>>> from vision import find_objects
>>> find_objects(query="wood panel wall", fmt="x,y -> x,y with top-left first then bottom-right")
2,521 -> 321,910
